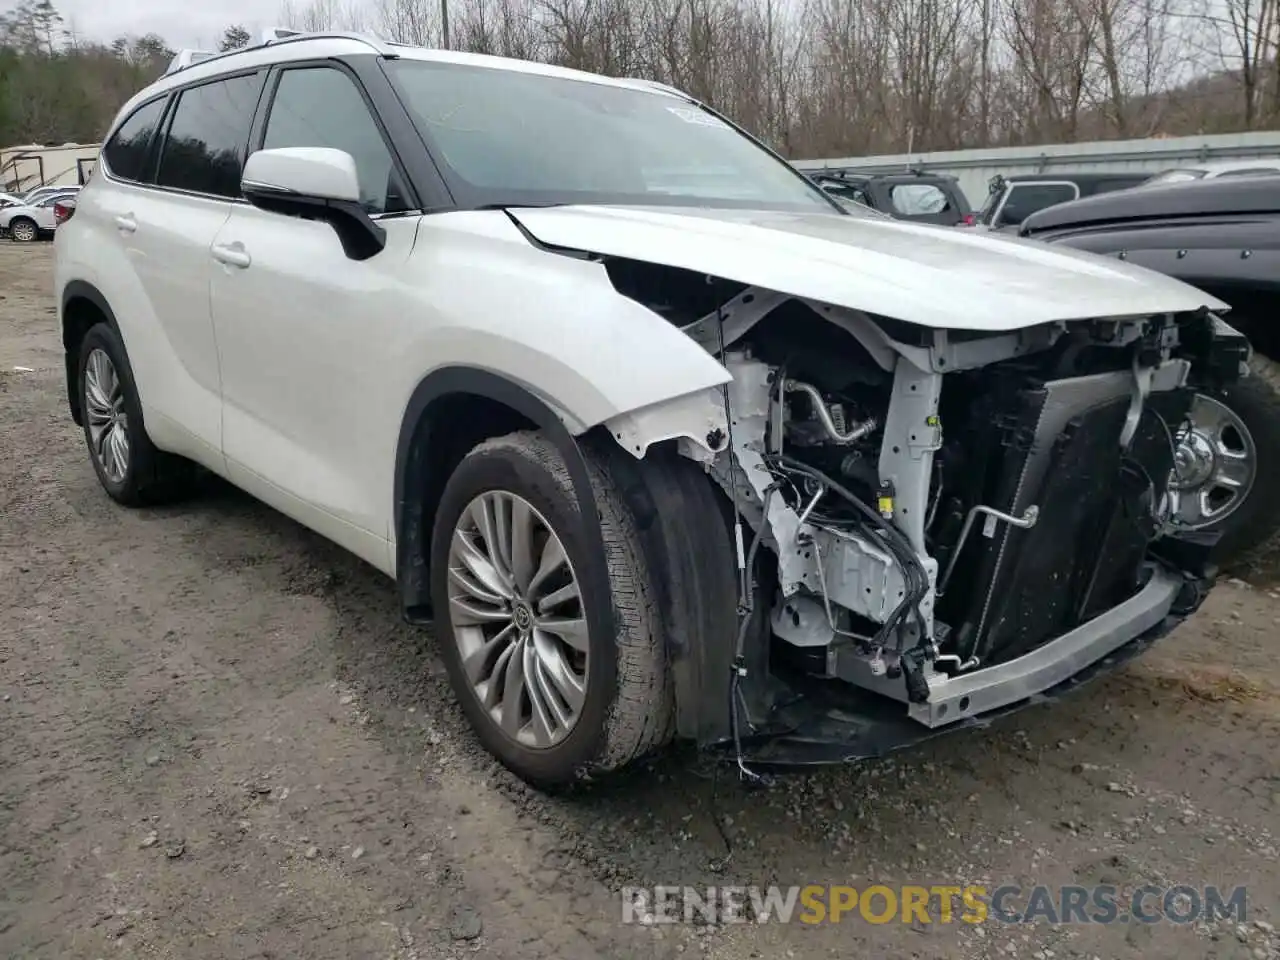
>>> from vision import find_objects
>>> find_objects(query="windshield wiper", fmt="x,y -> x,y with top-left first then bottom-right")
470,201 -> 570,211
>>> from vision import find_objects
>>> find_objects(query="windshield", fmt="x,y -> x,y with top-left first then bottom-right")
386,61 -> 837,213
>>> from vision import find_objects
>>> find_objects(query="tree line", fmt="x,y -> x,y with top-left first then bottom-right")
2,0 -> 1277,160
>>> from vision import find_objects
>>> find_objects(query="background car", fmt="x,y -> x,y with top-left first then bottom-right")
1019,175 -> 1280,565
809,170 -> 973,226
1140,159 -> 1280,186
1,191 -> 78,241
974,172 -> 1150,231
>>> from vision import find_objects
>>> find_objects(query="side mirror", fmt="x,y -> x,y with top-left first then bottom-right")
241,147 -> 386,260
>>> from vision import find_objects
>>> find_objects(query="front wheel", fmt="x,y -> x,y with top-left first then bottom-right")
8,217 -> 37,242
1173,354 -> 1280,564
429,431 -> 672,787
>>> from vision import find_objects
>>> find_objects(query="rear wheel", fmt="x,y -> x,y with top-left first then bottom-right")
9,217 -> 37,242
429,431 -> 671,786
78,323 -> 194,505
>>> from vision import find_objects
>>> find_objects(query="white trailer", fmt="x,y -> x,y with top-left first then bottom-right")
1,143 -> 101,195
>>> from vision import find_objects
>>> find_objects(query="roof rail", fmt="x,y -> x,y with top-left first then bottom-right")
163,28 -> 398,77
261,29 -> 399,56
164,49 -> 217,75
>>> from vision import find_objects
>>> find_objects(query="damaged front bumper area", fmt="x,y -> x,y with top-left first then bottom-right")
741,562 -> 1208,766
609,294 -> 1242,769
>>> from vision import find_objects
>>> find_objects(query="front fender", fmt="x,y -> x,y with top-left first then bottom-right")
399,213 -> 732,439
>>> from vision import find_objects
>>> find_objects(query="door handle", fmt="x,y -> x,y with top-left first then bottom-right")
114,214 -> 137,233
211,242 -> 251,269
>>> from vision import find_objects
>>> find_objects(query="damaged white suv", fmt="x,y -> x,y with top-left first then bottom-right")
57,32 -> 1247,786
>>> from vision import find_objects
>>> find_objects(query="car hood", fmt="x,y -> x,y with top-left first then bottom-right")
509,205 -> 1228,332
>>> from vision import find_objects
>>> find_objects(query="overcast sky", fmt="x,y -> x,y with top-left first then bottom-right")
58,0 -> 277,51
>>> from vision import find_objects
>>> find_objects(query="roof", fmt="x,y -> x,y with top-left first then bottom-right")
810,169 -> 960,183
120,32 -> 688,127
996,171 -> 1151,185
1157,158 -> 1280,175
1020,175 -> 1280,234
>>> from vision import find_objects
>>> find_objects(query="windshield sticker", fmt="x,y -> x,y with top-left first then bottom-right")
666,106 -> 730,128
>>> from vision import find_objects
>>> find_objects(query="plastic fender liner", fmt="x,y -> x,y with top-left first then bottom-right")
393,366 -> 613,652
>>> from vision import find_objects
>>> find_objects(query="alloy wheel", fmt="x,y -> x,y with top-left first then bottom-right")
1169,393 -> 1255,529
446,490 -> 589,749
10,219 -> 36,242
84,348 -> 130,484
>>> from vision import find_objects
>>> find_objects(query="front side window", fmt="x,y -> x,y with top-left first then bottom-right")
260,67 -> 409,214
103,97 -> 167,183
155,73 -> 263,199
387,60 -> 835,213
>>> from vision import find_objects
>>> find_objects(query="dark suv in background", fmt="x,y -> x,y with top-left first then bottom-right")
808,170 -> 973,226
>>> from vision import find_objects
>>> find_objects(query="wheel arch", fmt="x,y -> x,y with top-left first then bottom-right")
61,280 -> 124,426
392,367 -> 614,650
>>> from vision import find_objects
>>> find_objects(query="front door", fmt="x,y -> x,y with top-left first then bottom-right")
210,62 -> 421,572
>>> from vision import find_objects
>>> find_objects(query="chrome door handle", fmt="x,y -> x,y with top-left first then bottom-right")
114,215 -> 137,233
211,243 -> 251,269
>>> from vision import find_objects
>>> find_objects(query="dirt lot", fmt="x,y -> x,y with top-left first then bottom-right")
1,243 -> 1278,960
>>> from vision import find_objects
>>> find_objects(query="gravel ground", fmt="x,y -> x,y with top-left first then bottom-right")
1,243 -> 1278,960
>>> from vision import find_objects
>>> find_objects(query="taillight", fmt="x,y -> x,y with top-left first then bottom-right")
960,213 -> 976,226
54,201 -> 74,224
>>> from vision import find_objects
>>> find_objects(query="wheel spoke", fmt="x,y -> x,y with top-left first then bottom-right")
99,424 -> 115,476
451,528 -> 513,601
532,629 -> 585,713
477,639 -> 518,710
449,594 -> 512,626
522,642 -> 557,747
108,427 -> 127,480
499,637 -> 529,738
470,497 -> 513,586
461,622 -> 516,684
527,535 -> 567,598
1213,454 -> 1250,490
535,615 -> 589,653
536,579 -> 580,614
508,497 -> 536,594
449,558 -> 508,606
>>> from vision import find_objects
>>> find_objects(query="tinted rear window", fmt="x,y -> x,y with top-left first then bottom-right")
103,98 -> 167,183
156,73 -> 263,198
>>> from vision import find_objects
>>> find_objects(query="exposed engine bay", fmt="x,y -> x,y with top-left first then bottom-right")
605,260 -> 1247,761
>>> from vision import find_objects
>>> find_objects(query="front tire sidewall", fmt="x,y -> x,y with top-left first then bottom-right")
430,440 -> 620,786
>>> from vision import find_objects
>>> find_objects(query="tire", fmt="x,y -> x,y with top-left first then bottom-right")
429,430 -> 672,787
9,217 -> 37,243
1182,353 -> 1280,564
77,323 -> 194,506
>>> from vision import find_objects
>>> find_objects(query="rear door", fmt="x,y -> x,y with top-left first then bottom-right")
89,71 -> 264,465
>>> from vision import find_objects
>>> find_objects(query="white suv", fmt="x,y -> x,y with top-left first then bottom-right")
57,31 -> 1243,787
